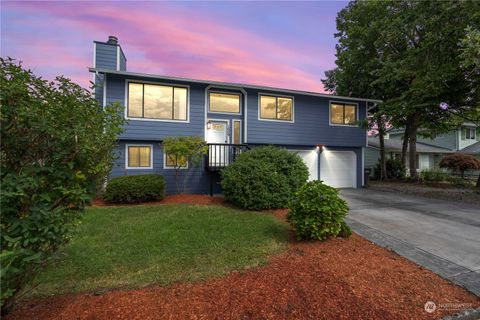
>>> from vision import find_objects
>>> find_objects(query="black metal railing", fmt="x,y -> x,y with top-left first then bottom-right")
205,143 -> 250,170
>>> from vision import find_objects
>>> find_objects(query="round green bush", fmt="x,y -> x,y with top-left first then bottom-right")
221,146 -> 309,210
103,174 -> 166,204
287,180 -> 350,240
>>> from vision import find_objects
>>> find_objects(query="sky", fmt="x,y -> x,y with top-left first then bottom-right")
1,1 -> 348,93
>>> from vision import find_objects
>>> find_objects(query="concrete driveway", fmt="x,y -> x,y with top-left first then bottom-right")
341,188 -> 480,296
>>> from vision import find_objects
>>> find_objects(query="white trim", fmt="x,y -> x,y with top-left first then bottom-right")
208,91 -> 242,115
361,147 -> 365,186
90,68 -> 381,103
124,79 -> 190,123
232,119 -> 242,144
204,85 -> 247,142
206,118 -> 230,144
103,74 -> 107,108
116,46 -> 120,71
125,144 -> 153,169
163,151 -> 189,170
328,100 -> 359,127
365,102 -> 369,147
257,92 -> 295,123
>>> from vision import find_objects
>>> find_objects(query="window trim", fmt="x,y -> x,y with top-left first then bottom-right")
329,100 -> 359,127
124,79 -> 190,123
257,92 -> 295,123
163,151 -> 189,170
125,144 -> 153,169
208,91 -> 242,115
465,127 -> 476,140
232,119 -> 242,144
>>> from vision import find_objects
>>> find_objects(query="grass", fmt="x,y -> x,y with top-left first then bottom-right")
27,204 -> 288,297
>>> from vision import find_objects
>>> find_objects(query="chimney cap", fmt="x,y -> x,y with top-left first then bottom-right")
107,36 -> 118,45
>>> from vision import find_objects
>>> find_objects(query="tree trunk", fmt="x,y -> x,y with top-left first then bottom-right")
174,169 -> 180,194
476,174 -> 480,192
408,123 -> 419,179
378,117 -> 387,180
401,122 -> 410,166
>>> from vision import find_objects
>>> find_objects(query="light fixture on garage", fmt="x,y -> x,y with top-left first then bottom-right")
316,144 -> 326,152
207,121 -> 212,129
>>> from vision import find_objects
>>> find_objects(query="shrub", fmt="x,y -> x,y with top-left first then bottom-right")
440,153 -> 480,178
374,157 -> 406,179
221,146 -> 309,210
420,169 -> 448,182
0,58 -> 125,311
103,174 -> 166,204
287,180 -> 350,240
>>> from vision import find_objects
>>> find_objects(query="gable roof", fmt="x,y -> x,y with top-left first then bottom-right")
368,137 -> 453,154
89,68 -> 381,103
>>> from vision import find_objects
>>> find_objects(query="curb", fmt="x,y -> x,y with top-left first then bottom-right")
440,308 -> 480,320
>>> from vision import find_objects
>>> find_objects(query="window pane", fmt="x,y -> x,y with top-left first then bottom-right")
260,96 -> 276,119
277,98 -> 293,120
139,147 -> 151,167
128,147 -> 139,167
209,93 -> 240,113
173,87 -> 187,120
128,83 -> 143,117
177,155 -> 187,167
144,84 -> 173,119
330,104 -> 344,124
165,154 -> 187,167
233,121 -> 241,144
344,104 -> 357,125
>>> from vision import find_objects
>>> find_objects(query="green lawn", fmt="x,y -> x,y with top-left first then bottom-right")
27,204 -> 288,297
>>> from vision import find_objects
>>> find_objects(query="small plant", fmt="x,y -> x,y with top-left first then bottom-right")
221,146 -> 309,210
163,136 -> 208,193
287,180 -> 350,240
440,153 -> 480,178
103,174 -> 165,204
374,158 -> 406,180
419,169 -> 448,182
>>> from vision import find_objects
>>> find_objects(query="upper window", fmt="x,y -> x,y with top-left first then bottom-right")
209,92 -> 240,113
128,82 -> 187,121
164,153 -> 188,169
259,95 -> 293,121
330,102 -> 357,125
465,127 -> 476,140
127,145 -> 152,169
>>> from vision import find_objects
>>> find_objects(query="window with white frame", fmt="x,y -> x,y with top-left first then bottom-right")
127,145 -> 152,168
465,127 -> 476,140
128,82 -> 188,120
259,95 -> 293,121
330,102 -> 357,125
209,92 -> 240,113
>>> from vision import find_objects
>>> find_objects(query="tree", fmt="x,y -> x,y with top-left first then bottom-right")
0,58 -> 125,312
323,1 -> 480,178
439,153 -> 480,179
163,136 -> 208,193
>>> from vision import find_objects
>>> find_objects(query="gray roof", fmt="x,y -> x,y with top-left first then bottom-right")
368,137 -> 453,154
459,142 -> 480,155
89,68 -> 381,103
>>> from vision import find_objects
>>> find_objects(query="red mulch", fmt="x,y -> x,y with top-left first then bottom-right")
6,206 -> 479,320
91,194 -> 225,207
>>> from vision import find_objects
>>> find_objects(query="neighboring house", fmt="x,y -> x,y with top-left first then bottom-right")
91,36 -> 377,194
366,123 -> 480,172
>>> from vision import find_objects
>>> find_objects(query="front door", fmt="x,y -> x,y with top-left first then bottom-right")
206,120 -> 228,166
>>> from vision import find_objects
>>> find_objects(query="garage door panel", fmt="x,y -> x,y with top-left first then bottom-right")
288,150 -> 318,181
320,151 -> 356,188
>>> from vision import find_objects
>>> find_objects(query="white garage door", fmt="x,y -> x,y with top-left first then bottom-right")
320,150 -> 356,188
288,150 -> 318,181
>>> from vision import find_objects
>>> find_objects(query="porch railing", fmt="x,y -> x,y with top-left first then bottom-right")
205,143 -> 250,171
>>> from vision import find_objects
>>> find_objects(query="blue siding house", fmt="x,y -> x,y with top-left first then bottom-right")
91,36 -> 378,194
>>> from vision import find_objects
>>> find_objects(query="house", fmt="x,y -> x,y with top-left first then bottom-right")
91,36 -> 378,194
365,124 -> 480,172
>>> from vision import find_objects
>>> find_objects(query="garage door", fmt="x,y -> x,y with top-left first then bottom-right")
288,150 -> 318,181
320,150 -> 356,188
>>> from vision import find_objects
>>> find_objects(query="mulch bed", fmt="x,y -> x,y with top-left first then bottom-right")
368,181 -> 480,206
7,200 -> 479,320
91,194 -> 225,207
